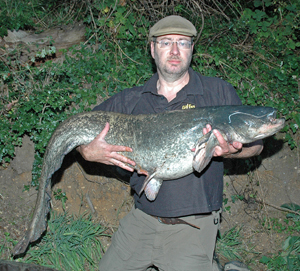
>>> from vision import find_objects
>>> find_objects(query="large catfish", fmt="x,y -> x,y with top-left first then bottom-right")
13,105 -> 285,255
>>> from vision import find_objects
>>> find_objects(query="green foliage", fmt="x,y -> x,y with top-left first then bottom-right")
0,232 -> 17,259
192,0 -> 300,148
0,1 -> 36,36
259,204 -> 300,271
216,227 -> 251,262
0,0 -> 87,36
21,212 -> 107,271
0,1 -> 152,181
53,188 -> 68,210
222,196 -> 231,213
260,236 -> 300,271
85,0 -> 150,42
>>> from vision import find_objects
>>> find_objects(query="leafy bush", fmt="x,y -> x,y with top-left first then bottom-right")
0,0 -> 299,179
0,0 -> 87,36
0,1 -> 36,36
192,0 -> 300,148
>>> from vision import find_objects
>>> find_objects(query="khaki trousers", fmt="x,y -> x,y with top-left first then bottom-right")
99,207 -> 221,271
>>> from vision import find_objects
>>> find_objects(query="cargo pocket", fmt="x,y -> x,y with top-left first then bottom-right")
114,243 -> 132,261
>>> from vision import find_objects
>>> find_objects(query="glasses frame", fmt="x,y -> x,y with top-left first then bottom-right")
153,38 -> 193,50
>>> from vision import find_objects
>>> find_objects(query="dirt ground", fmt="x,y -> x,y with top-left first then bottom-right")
0,132 -> 299,270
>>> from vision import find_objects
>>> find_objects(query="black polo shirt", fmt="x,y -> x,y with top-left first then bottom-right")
93,68 -> 241,217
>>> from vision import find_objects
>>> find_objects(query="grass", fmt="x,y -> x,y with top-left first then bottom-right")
17,212 -> 108,271
258,204 -> 300,270
216,226 -> 246,262
215,203 -> 300,271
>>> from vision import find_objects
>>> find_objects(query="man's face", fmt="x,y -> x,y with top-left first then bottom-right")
151,34 -> 194,81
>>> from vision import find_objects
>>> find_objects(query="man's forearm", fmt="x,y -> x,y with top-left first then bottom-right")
224,140 -> 263,159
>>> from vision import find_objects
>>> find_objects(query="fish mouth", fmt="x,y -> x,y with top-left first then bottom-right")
266,110 -> 285,129
268,114 -> 285,128
254,117 -> 285,139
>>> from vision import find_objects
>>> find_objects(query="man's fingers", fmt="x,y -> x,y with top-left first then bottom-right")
212,129 -> 227,146
98,122 -> 110,140
109,144 -> 133,153
78,122 -> 137,170
110,158 -> 135,172
206,124 -> 212,131
213,146 -> 223,157
111,152 -> 135,167
202,124 -> 212,135
212,129 -> 243,157
232,141 -> 242,150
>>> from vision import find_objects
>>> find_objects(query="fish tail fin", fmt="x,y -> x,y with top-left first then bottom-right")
12,204 -> 47,256
12,179 -> 51,256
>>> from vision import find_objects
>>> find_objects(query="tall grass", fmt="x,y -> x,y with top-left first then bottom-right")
21,212 -> 108,271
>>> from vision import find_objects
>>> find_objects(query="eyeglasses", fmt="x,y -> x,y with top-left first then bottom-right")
155,39 -> 192,49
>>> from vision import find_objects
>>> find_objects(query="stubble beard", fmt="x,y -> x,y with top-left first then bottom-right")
154,51 -> 192,83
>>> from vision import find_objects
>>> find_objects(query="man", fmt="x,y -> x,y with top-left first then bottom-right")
77,15 -> 263,271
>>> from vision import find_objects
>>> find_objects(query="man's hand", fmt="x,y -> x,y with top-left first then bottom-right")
76,122 -> 136,171
203,124 -> 242,157
203,124 -> 263,158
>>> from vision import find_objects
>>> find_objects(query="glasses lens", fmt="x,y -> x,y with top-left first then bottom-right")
157,40 -> 191,49
159,40 -> 171,48
178,41 -> 191,49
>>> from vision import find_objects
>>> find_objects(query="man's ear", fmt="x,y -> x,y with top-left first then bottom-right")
150,41 -> 155,59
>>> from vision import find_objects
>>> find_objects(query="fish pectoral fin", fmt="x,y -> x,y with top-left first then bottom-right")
139,171 -> 156,196
144,178 -> 163,201
192,132 -> 217,173
138,171 -> 163,201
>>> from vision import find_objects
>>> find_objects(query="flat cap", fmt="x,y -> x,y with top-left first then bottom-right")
149,15 -> 197,41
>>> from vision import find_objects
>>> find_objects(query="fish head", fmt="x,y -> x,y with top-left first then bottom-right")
226,106 -> 285,143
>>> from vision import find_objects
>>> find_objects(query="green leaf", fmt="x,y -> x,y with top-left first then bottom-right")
281,203 -> 300,212
128,23 -> 136,36
260,255 -> 271,264
286,4 -> 297,12
254,0 -> 263,7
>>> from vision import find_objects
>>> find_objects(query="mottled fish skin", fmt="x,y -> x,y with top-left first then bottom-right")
13,106 -> 285,255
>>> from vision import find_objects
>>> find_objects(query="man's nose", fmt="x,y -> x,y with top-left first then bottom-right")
170,42 -> 180,55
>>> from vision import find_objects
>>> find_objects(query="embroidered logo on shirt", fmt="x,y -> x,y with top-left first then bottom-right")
182,104 -> 196,110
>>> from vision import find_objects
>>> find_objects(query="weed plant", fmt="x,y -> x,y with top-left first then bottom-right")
259,204 -> 300,271
20,212 -> 107,271
216,226 -> 246,261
